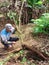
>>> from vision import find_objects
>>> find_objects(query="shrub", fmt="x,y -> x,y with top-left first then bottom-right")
31,13 -> 49,34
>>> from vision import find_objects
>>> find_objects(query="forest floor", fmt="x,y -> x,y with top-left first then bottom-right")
0,23 -> 49,65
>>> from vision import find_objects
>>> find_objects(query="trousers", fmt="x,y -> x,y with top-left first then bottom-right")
1,37 -> 19,47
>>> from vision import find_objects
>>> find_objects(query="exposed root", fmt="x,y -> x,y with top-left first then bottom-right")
22,44 -> 49,61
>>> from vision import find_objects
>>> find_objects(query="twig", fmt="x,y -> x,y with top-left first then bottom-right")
42,44 -> 49,50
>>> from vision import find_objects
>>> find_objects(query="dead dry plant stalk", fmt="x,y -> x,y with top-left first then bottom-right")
14,0 -> 26,45
19,0 -> 26,29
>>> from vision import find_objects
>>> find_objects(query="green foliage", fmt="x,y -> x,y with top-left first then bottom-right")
27,0 -> 42,7
36,1 -> 43,5
0,1 -> 9,7
7,10 -> 18,24
31,13 -> 49,34
19,50 -> 24,56
21,57 -> 27,63
19,50 -> 27,63
0,62 -> 4,65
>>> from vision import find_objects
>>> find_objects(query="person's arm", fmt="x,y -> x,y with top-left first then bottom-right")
12,28 -> 16,34
1,35 -> 15,44
11,27 -> 16,34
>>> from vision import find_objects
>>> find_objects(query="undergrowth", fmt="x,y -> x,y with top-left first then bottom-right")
31,13 -> 49,34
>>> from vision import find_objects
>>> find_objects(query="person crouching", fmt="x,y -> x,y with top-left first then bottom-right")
0,23 -> 19,50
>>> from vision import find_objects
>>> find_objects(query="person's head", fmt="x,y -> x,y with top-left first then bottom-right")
5,23 -> 14,32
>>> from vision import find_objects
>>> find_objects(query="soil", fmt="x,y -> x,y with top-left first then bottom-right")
0,23 -> 49,65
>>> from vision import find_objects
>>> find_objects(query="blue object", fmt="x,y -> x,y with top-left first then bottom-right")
0,28 -> 19,47
0,28 -> 12,42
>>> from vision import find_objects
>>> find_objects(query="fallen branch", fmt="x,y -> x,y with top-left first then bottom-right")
0,47 -> 22,55
22,44 -> 49,60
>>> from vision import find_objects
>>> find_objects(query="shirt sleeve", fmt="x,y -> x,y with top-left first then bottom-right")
1,35 -> 7,43
1,34 -> 14,44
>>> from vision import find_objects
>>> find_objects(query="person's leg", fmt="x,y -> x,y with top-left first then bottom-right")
12,29 -> 16,34
1,40 -> 12,48
1,37 -> 19,49
1,40 -> 8,46
1,42 -> 9,49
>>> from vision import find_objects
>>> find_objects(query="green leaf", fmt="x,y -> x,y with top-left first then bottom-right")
19,50 -> 24,55
0,62 -> 4,65
32,13 -> 49,34
27,0 -> 42,7
33,27 -> 43,34
36,1 -> 43,5
31,19 -> 35,23
22,57 -> 27,63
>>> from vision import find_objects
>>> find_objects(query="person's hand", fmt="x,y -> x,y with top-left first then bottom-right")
12,41 -> 16,44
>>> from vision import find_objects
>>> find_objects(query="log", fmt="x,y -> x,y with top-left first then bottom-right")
0,47 -> 22,55
22,44 -> 49,60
